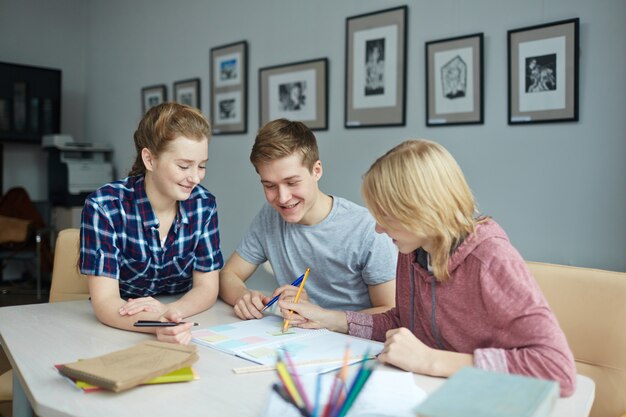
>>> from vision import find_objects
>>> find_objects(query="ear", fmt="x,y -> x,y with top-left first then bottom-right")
141,148 -> 155,172
312,160 -> 323,180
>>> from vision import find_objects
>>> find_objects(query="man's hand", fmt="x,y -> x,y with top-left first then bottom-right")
233,290 -> 270,320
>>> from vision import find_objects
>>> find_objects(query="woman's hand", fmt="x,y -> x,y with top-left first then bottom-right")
278,298 -> 348,333
377,328 -> 435,374
154,310 -> 195,345
378,328 -> 473,376
275,284 -> 310,303
118,296 -> 167,316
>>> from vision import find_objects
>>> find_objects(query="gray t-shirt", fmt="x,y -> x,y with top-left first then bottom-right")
236,196 -> 397,310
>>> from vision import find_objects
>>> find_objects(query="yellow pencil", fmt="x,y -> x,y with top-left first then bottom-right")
275,360 -> 305,408
282,267 -> 310,333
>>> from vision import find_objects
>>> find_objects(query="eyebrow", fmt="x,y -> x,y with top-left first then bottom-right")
260,175 -> 301,184
176,158 -> 208,163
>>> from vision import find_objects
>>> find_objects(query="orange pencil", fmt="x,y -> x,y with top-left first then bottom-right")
283,267 -> 310,333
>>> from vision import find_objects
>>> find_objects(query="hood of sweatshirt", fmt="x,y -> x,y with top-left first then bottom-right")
446,219 -> 511,276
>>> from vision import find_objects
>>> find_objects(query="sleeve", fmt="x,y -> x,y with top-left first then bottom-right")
193,198 -> 224,272
346,307 -> 404,342
79,198 -> 120,279
235,206 -> 269,266
359,217 -> 398,286
473,258 -> 577,397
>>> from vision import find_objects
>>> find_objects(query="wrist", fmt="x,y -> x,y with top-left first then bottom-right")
325,310 -> 348,333
428,349 -> 473,377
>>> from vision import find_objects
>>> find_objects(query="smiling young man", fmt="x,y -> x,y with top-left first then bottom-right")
80,102 -> 223,344
219,119 -> 397,321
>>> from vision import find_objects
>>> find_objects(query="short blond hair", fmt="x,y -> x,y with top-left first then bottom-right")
362,139 -> 477,280
250,119 -> 319,172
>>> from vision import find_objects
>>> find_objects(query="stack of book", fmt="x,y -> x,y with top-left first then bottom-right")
57,340 -> 199,392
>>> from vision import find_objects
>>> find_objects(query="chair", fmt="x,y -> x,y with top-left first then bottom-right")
0,228 -> 89,416
528,261 -> 626,417
0,188 -> 54,301
48,229 -> 89,302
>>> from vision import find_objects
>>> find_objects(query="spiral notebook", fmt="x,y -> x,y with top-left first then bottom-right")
192,315 -> 383,373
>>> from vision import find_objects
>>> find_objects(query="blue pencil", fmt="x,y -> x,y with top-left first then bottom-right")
312,372 -> 323,417
261,273 -> 305,312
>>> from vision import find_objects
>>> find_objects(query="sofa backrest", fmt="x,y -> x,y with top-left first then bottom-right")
528,261 -> 626,417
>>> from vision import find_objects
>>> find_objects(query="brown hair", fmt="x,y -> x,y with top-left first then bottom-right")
250,119 -> 319,172
129,102 -> 211,176
362,139 -> 478,281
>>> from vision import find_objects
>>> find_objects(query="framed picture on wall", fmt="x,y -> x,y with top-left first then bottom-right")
259,58 -> 328,130
345,5 -> 407,128
425,33 -> 484,126
174,78 -> 200,109
210,40 -> 247,135
141,84 -> 167,114
508,18 -> 579,124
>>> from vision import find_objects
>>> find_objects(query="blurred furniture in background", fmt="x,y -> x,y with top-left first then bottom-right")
0,188 -> 53,300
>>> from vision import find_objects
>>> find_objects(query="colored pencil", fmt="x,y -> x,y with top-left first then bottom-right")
261,273 -> 305,312
282,267 -> 310,333
283,349 -> 312,412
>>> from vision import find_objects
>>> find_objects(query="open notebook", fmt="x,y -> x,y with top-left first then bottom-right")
192,316 -> 383,373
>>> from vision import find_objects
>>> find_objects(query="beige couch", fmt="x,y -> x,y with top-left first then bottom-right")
528,261 -> 626,417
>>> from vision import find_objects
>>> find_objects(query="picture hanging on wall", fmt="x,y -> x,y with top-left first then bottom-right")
259,58 -> 328,131
508,18 -> 579,124
210,40 -> 247,135
174,78 -> 200,110
345,5 -> 407,128
141,84 -> 167,114
425,33 -> 484,126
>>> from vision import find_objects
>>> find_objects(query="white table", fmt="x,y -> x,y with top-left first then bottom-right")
0,300 -> 594,417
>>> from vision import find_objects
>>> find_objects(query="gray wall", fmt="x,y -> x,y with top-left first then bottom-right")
0,0 -> 88,198
2,0 -> 625,275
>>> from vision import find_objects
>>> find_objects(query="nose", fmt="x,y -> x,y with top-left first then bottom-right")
374,223 -> 385,235
277,185 -> 291,204
188,167 -> 202,184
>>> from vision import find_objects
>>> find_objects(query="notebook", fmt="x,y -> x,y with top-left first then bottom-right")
56,365 -> 198,393
415,366 -> 559,417
58,340 -> 199,392
192,315 -> 383,373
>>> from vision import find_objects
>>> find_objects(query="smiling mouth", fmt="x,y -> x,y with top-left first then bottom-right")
280,202 -> 300,210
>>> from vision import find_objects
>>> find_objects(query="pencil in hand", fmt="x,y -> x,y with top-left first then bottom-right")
282,268 -> 310,333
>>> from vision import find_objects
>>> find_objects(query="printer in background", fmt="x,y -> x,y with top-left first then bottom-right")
43,134 -> 114,207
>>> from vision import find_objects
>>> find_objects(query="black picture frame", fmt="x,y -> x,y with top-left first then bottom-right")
425,33 -> 484,126
508,18 -> 580,124
141,84 -> 167,114
210,40 -> 248,135
0,61 -> 61,144
345,5 -> 408,128
174,78 -> 201,110
259,58 -> 328,131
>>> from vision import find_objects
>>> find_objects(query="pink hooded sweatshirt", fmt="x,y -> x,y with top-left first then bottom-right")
347,219 -> 576,396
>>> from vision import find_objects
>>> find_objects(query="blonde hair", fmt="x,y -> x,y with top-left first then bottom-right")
250,119 -> 319,172
129,102 -> 211,176
362,139 -> 477,281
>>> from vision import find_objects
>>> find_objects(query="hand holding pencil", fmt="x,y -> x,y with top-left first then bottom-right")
282,268 -> 310,333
